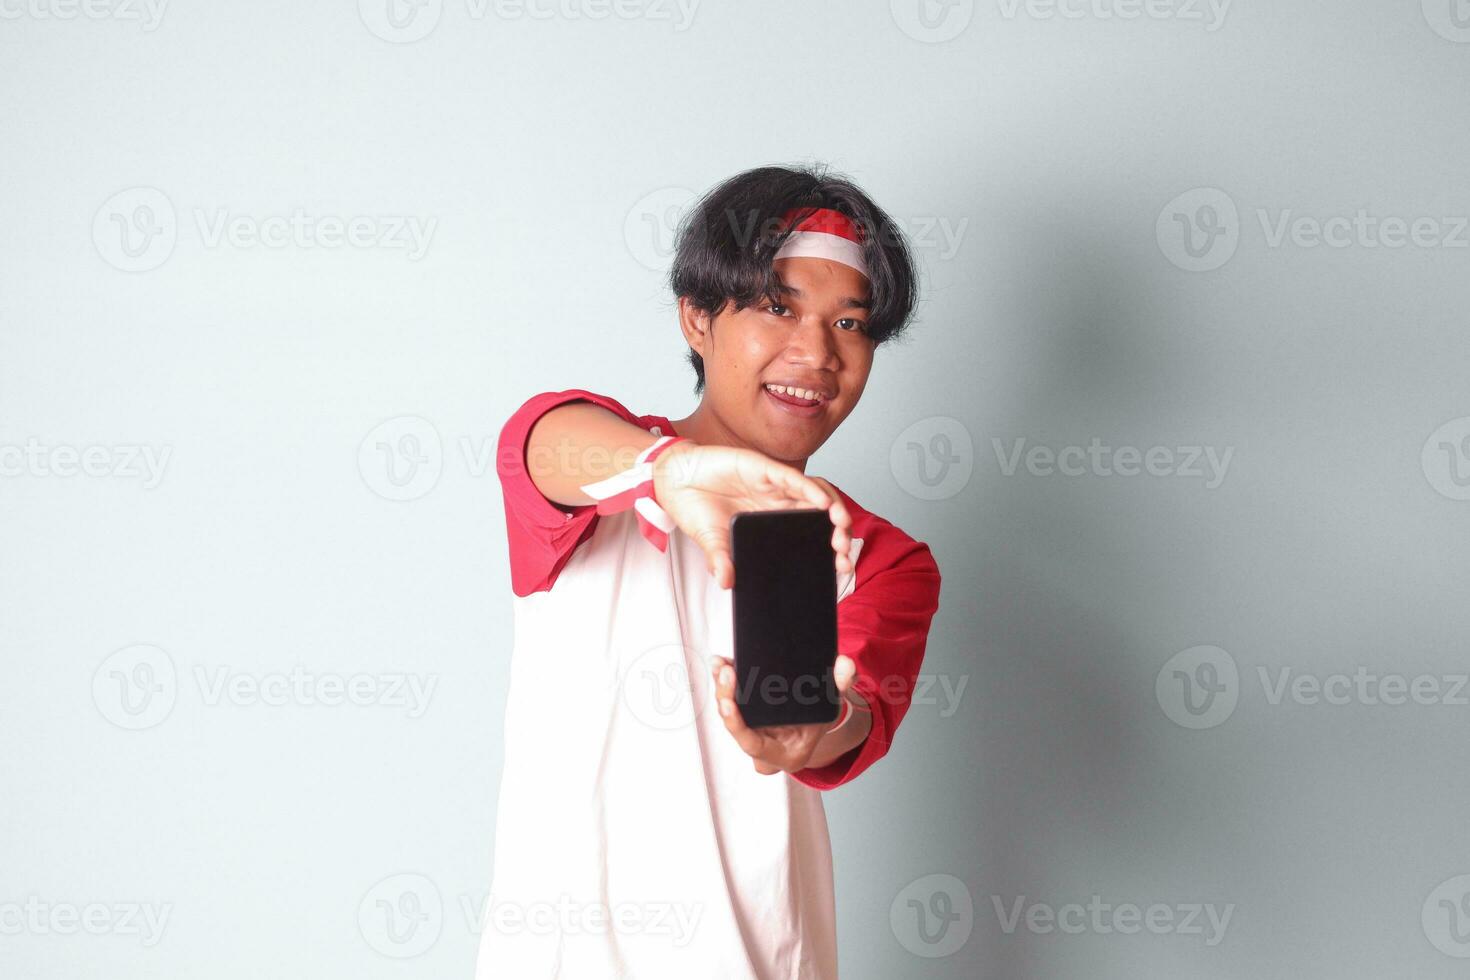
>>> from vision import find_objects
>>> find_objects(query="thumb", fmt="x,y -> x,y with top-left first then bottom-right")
833,654 -> 856,696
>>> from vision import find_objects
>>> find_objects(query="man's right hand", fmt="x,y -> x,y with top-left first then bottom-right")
652,441 -> 854,590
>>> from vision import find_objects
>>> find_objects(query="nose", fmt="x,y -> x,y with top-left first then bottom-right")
784,314 -> 841,371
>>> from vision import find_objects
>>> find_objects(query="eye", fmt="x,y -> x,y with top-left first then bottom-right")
836,318 -> 866,332
765,303 -> 790,317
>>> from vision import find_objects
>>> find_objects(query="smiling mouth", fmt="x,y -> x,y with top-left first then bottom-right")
761,382 -> 828,417
762,383 -> 827,407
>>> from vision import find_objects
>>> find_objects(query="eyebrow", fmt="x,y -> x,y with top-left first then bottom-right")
771,281 -> 872,310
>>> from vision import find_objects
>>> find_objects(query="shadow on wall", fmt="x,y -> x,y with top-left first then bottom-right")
963,194 -> 1262,978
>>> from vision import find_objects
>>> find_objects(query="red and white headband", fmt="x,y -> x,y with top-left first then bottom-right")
771,207 -> 869,279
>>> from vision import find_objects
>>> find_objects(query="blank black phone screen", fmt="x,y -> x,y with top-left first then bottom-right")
730,508 -> 840,729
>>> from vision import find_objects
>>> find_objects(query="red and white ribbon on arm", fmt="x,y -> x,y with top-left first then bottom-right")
578,434 -> 689,552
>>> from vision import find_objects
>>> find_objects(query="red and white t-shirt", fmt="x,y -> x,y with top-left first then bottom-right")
476,389 -> 942,980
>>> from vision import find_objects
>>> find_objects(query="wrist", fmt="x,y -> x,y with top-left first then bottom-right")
650,437 -> 698,501
805,700 -> 872,770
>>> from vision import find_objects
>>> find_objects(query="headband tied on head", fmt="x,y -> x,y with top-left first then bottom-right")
771,207 -> 869,279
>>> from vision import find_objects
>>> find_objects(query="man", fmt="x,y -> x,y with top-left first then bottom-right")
477,164 -> 942,979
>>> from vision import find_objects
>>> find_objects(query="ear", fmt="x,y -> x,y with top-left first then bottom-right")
676,295 -> 716,357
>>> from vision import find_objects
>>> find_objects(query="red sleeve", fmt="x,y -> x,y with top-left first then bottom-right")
496,389 -> 647,597
790,532 -> 942,791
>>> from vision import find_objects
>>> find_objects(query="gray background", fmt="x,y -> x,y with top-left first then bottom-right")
3,0 -> 1469,977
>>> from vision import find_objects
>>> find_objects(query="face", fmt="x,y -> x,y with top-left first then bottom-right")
679,256 -> 876,465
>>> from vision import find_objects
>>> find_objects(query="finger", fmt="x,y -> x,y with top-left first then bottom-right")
766,463 -> 838,512
712,661 -> 770,759
808,476 -> 852,531
694,528 -> 734,589
704,546 -> 733,590
833,654 -> 856,697
710,656 -> 733,702
711,655 -> 733,681
831,526 -> 853,575
793,476 -> 852,576
826,497 -> 852,532
806,478 -> 853,569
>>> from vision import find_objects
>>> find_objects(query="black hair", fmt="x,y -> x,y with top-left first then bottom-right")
668,163 -> 920,394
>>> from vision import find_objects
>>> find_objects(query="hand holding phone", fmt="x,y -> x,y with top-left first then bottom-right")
651,442 -> 854,590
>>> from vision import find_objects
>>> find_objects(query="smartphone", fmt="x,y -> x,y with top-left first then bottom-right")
730,508 -> 840,729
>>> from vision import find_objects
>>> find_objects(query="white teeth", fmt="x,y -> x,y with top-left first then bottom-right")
765,383 -> 823,402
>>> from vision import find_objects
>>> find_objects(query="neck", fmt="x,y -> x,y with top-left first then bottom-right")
669,401 -> 810,474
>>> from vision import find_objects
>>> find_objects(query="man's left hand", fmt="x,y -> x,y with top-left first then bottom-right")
708,653 -> 864,775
